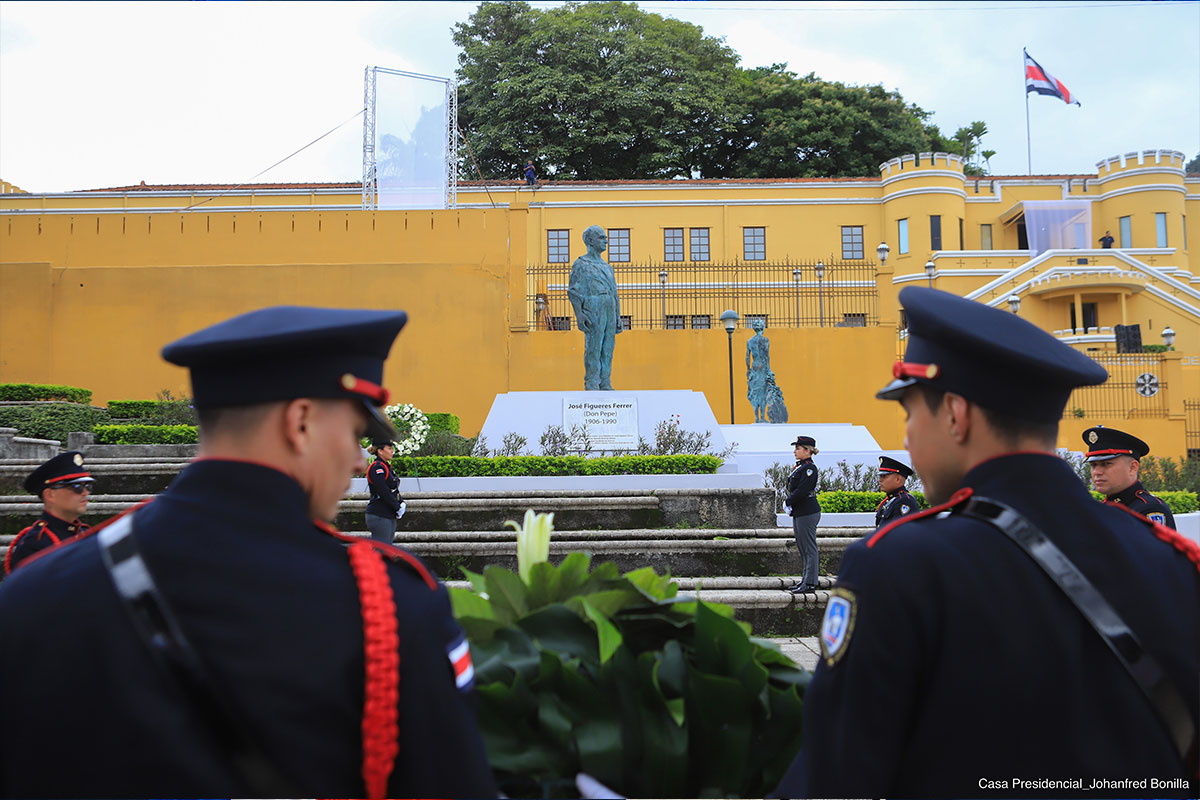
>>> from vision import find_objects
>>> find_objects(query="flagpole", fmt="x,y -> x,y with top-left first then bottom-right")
1024,48 -> 1032,175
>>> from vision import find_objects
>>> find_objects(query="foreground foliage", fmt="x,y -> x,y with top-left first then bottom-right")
451,545 -> 807,797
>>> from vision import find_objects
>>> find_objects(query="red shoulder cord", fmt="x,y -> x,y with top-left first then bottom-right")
868,487 -> 974,548
3,523 -> 40,576
1107,502 -> 1200,575
347,541 -> 400,799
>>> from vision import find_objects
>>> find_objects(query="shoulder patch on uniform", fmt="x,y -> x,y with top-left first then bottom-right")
1148,512 -> 1166,525
806,469 -> 814,476
901,504 -> 911,514
820,587 -> 857,667
447,632 -> 475,691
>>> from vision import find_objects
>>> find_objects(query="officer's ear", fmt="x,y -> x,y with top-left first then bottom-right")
281,398 -> 317,452
943,392 -> 971,443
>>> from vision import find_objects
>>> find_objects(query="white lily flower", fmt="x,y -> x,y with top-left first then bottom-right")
508,509 -> 554,583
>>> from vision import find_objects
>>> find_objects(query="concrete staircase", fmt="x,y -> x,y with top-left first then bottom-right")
0,459 -> 864,636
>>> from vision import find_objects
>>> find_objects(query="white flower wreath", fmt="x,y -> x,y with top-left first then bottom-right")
383,403 -> 431,456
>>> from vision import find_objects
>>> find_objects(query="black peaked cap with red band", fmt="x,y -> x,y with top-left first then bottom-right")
877,288 -> 1108,423
878,455 -> 914,478
161,306 -> 407,440
23,451 -> 94,496
1081,426 -> 1150,462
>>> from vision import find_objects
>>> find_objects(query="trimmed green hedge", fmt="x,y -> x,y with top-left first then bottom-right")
817,490 -> 927,513
93,425 -> 198,445
0,383 -> 92,404
1089,490 -> 1197,515
393,454 -> 721,477
106,400 -> 161,419
425,412 -> 460,435
0,404 -> 109,443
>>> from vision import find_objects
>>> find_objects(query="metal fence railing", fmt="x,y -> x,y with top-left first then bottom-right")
1186,399 -> 1200,460
1064,354 -> 1168,419
526,259 -> 879,331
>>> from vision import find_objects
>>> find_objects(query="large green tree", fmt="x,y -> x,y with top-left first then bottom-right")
454,1 -> 742,180
454,1 -> 974,180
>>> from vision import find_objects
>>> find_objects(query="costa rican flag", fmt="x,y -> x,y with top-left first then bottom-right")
1025,49 -> 1080,106
447,633 -> 475,691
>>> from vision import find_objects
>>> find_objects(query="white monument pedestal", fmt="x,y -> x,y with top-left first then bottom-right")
719,422 -> 911,485
479,390 -> 732,460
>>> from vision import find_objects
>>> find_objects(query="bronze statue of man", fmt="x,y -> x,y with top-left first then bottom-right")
568,225 -> 621,390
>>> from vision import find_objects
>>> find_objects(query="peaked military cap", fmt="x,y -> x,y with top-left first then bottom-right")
791,436 -> 818,452
24,451 -> 94,496
1082,426 -> 1150,462
162,306 -> 407,440
877,288 -> 1108,423
878,455 -> 914,478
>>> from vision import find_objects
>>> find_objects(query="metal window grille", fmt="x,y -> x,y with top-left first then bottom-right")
744,314 -> 768,329
1186,399 -> 1200,460
526,259 -> 879,331
666,315 -> 686,329
1063,354 -> 1168,419
619,315 -> 632,331
841,226 -> 864,259
840,313 -> 867,328
547,230 -> 570,263
608,229 -> 631,263
549,316 -> 572,331
690,228 -> 710,261
691,315 -> 711,329
664,229 -> 684,262
743,227 -> 766,260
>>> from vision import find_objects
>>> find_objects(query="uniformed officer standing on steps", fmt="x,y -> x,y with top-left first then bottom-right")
4,450 -> 94,575
0,306 -> 497,798
1083,426 -> 1176,529
775,288 -> 1199,798
784,436 -> 821,595
873,455 -> 919,528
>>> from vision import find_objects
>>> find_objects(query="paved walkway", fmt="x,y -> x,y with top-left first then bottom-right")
771,636 -> 820,671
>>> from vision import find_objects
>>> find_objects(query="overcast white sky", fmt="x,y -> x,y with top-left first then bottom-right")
1,0 -> 1197,192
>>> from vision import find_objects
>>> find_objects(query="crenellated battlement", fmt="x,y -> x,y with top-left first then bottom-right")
1095,149 -> 1185,177
878,152 -> 964,179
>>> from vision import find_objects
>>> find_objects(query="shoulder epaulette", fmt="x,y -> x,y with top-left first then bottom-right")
1107,502 -> 1199,575
868,487 -> 974,549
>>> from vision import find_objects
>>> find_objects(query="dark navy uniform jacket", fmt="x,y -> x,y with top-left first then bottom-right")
777,454 -> 1198,798
366,454 -> 403,518
1104,480 -> 1176,530
873,487 -> 919,528
0,459 -> 496,798
3,511 -> 88,575
786,459 -> 820,516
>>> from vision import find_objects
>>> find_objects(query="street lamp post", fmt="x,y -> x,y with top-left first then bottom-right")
876,241 -> 890,266
815,261 -> 825,328
721,309 -> 740,424
658,269 -> 669,328
1162,325 -> 1176,350
792,268 -> 802,325
1008,294 -> 1021,314
925,260 -> 936,289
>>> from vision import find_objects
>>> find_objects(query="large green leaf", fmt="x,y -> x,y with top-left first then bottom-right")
484,565 -> 530,624
745,683 -> 805,794
473,626 -> 541,685
694,600 -> 754,678
580,598 -> 623,664
565,587 -> 641,620
449,586 -> 494,621
629,651 -> 688,796
686,666 -> 754,795
624,565 -> 678,601
460,566 -> 489,595
518,604 -> 600,666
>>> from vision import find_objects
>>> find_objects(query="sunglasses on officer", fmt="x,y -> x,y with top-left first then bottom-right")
48,481 -> 93,495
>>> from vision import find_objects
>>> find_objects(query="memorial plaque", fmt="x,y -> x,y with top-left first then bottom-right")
563,398 -> 639,451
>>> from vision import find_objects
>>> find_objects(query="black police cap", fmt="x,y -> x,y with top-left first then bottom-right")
24,451 -> 94,496
877,288 -> 1108,423
162,306 -> 407,440
1082,426 -> 1150,462
790,436 -> 818,452
878,456 -> 914,478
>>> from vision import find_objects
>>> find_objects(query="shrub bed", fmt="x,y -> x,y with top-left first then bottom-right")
425,412 -> 460,435
393,454 -> 721,477
93,425 -> 198,445
0,383 -> 92,404
817,490 -> 927,514
0,404 -> 109,443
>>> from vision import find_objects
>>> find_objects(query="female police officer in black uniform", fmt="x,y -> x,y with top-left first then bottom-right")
365,439 -> 405,543
785,436 -> 821,594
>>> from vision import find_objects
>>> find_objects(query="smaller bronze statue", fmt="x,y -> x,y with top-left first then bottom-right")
746,319 -> 789,423
568,225 -> 621,390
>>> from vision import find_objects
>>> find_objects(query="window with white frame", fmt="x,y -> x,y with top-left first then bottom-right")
743,227 -> 765,260
690,228 -> 710,261
607,229 -> 630,262
841,225 -> 864,259
664,228 -> 684,261
547,230 -> 570,263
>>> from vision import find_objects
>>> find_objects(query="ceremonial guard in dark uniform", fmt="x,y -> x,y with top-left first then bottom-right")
0,306 -> 497,798
785,436 -> 821,594
4,450 -> 94,575
365,438 -> 406,543
775,288 -> 1199,798
873,455 -> 919,528
1083,426 -> 1177,529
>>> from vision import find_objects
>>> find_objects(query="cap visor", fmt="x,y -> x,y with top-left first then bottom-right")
362,401 -> 399,441
876,377 -> 918,401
